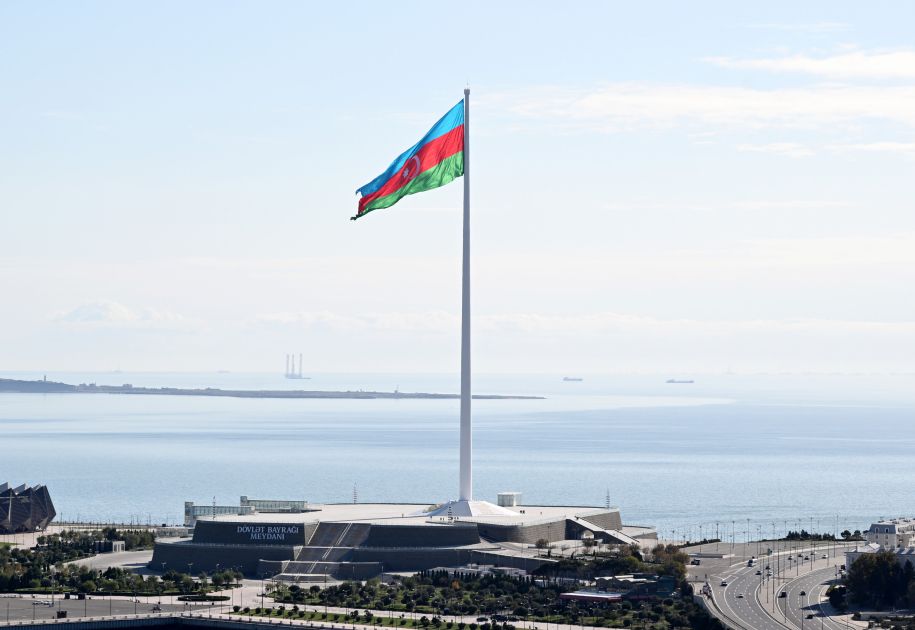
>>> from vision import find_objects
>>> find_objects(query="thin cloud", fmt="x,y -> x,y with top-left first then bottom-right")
256,310 -> 459,334
706,49 -> 915,80
254,309 -> 915,337
827,141 -> 915,155
54,300 -> 195,330
491,83 -> 915,133
602,199 -> 849,212
745,22 -> 850,33
737,142 -> 814,158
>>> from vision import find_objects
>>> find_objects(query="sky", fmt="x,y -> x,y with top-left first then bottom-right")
2,1 -> 914,375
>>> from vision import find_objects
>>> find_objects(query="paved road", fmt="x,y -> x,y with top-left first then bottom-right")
0,593 -> 207,623
692,541 -> 856,630
777,566 -> 854,630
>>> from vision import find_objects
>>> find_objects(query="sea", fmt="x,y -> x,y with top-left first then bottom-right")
1,370 -> 913,541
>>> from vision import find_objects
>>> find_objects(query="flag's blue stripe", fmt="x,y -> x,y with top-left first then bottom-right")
357,100 -> 464,197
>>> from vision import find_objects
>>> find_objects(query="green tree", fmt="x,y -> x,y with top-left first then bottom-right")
847,552 -> 907,608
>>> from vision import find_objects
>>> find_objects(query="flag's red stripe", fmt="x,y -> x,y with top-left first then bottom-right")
358,125 -> 464,212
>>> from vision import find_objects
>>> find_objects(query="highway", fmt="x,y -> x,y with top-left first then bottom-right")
691,540 -> 856,630
777,566 -> 850,630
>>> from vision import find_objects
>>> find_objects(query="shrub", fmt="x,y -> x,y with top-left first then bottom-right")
233,605 -> 240,613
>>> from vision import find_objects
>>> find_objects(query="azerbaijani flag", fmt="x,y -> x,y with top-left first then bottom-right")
353,100 -> 464,220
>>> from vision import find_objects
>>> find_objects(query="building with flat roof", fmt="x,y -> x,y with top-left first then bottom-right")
240,496 -> 309,513
183,501 -> 253,527
184,497 -> 315,526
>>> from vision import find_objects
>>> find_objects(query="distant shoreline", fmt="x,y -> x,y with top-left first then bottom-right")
0,377 -> 544,400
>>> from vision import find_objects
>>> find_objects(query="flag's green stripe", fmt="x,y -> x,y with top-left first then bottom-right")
362,151 -> 464,214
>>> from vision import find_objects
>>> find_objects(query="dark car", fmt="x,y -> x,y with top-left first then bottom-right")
806,614 -> 814,619
800,590 -> 807,596
779,592 -> 787,598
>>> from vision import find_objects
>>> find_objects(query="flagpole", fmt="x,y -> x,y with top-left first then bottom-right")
459,87 -> 472,502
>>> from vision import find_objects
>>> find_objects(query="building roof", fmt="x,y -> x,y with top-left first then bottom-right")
199,502 -> 618,528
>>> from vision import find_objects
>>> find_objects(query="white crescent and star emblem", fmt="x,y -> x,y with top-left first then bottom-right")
402,155 -> 421,182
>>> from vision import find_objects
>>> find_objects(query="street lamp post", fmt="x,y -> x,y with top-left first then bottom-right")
800,592 -> 807,630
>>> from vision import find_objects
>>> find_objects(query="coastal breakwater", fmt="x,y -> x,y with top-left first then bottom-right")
0,378 -> 543,400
